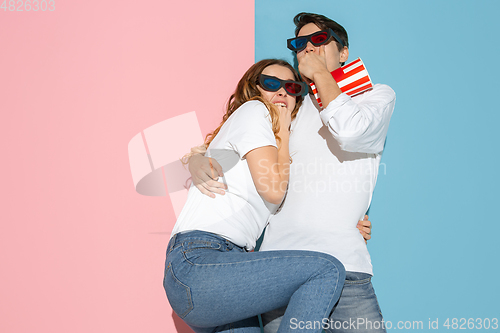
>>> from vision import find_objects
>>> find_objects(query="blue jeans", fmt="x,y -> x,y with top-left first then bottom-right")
262,272 -> 386,333
163,231 -> 345,333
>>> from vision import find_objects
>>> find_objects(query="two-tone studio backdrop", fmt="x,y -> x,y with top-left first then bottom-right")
1,0 -> 498,332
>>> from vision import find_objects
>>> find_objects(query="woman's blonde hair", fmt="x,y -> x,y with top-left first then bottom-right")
183,59 -> 303,164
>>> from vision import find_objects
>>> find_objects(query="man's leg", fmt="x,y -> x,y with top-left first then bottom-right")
262,306 -> 287,333
189,316 -> 261,333
262,272 -> 386,333
325,272 -> 386,333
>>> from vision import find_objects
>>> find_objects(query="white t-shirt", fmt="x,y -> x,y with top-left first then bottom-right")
260,84 -> 396,275
171,100 -> 279,250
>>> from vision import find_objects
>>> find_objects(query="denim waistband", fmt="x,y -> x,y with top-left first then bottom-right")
345,271 -> 372,282
167,230 -> 247,255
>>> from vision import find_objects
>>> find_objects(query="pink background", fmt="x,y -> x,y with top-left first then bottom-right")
0,1 -> 254,332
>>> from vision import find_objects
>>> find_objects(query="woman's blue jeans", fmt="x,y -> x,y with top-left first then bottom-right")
163,231 -> 345,333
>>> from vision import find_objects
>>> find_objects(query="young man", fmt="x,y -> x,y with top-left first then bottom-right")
189,12 -> 395,333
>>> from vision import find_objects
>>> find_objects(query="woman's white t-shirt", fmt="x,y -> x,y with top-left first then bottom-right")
170,101 -> 279,250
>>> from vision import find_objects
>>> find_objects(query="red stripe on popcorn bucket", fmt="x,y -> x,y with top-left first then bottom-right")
310,82 -> 323,108
308,57 -> 373,109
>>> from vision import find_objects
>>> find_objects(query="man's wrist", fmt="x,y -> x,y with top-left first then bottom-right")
312,69 -> 334,84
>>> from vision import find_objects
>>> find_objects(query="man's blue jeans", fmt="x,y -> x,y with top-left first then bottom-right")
262,272 -> 386,333
163,231 -> 345,333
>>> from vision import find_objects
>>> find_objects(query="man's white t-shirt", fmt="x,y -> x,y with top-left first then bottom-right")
171,100 -> 279,250
260,84 -> 396,275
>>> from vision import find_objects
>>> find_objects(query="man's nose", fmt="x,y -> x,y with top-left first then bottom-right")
304,41 -> 316,53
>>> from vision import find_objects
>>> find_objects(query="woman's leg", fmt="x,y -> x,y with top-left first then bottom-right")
164,231 -> 345,333
262,273 -> 387,333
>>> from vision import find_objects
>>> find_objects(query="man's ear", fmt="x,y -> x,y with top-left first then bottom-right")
340,46 -> 349,63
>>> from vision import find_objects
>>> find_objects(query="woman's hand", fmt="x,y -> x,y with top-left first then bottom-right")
277,104 -> 292,136
357,215 -> 372,244
188,154 -> 227,198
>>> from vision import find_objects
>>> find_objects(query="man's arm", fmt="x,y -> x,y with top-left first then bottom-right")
297,45 -> 343,109
187,151 -> 227,198
297,46 -> 396,154
319,84 -> 396,154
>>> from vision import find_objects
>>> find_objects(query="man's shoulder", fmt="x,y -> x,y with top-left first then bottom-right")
348,83 -> 396,108
364,83 -> 396,100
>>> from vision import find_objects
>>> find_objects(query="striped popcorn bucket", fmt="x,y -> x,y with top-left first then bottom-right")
310,57 -> 373,108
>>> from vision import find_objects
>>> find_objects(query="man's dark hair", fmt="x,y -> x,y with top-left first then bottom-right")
293,12 -> 349,51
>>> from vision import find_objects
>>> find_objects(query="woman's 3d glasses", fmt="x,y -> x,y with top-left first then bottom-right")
287,29 -> 345,52
259,74 -> 306,96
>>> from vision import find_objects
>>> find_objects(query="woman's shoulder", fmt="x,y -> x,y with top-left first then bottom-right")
230,100 -> 271,123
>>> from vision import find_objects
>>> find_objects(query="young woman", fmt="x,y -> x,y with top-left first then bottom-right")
164,59 -> 345,333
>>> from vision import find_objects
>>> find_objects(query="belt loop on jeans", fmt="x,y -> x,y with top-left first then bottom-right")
169,233 -> 178,253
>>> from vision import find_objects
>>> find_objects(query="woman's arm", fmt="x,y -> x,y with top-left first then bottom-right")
245,107 -> 291,205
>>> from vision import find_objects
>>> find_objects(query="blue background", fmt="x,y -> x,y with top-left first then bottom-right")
256,0 -> 500,330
